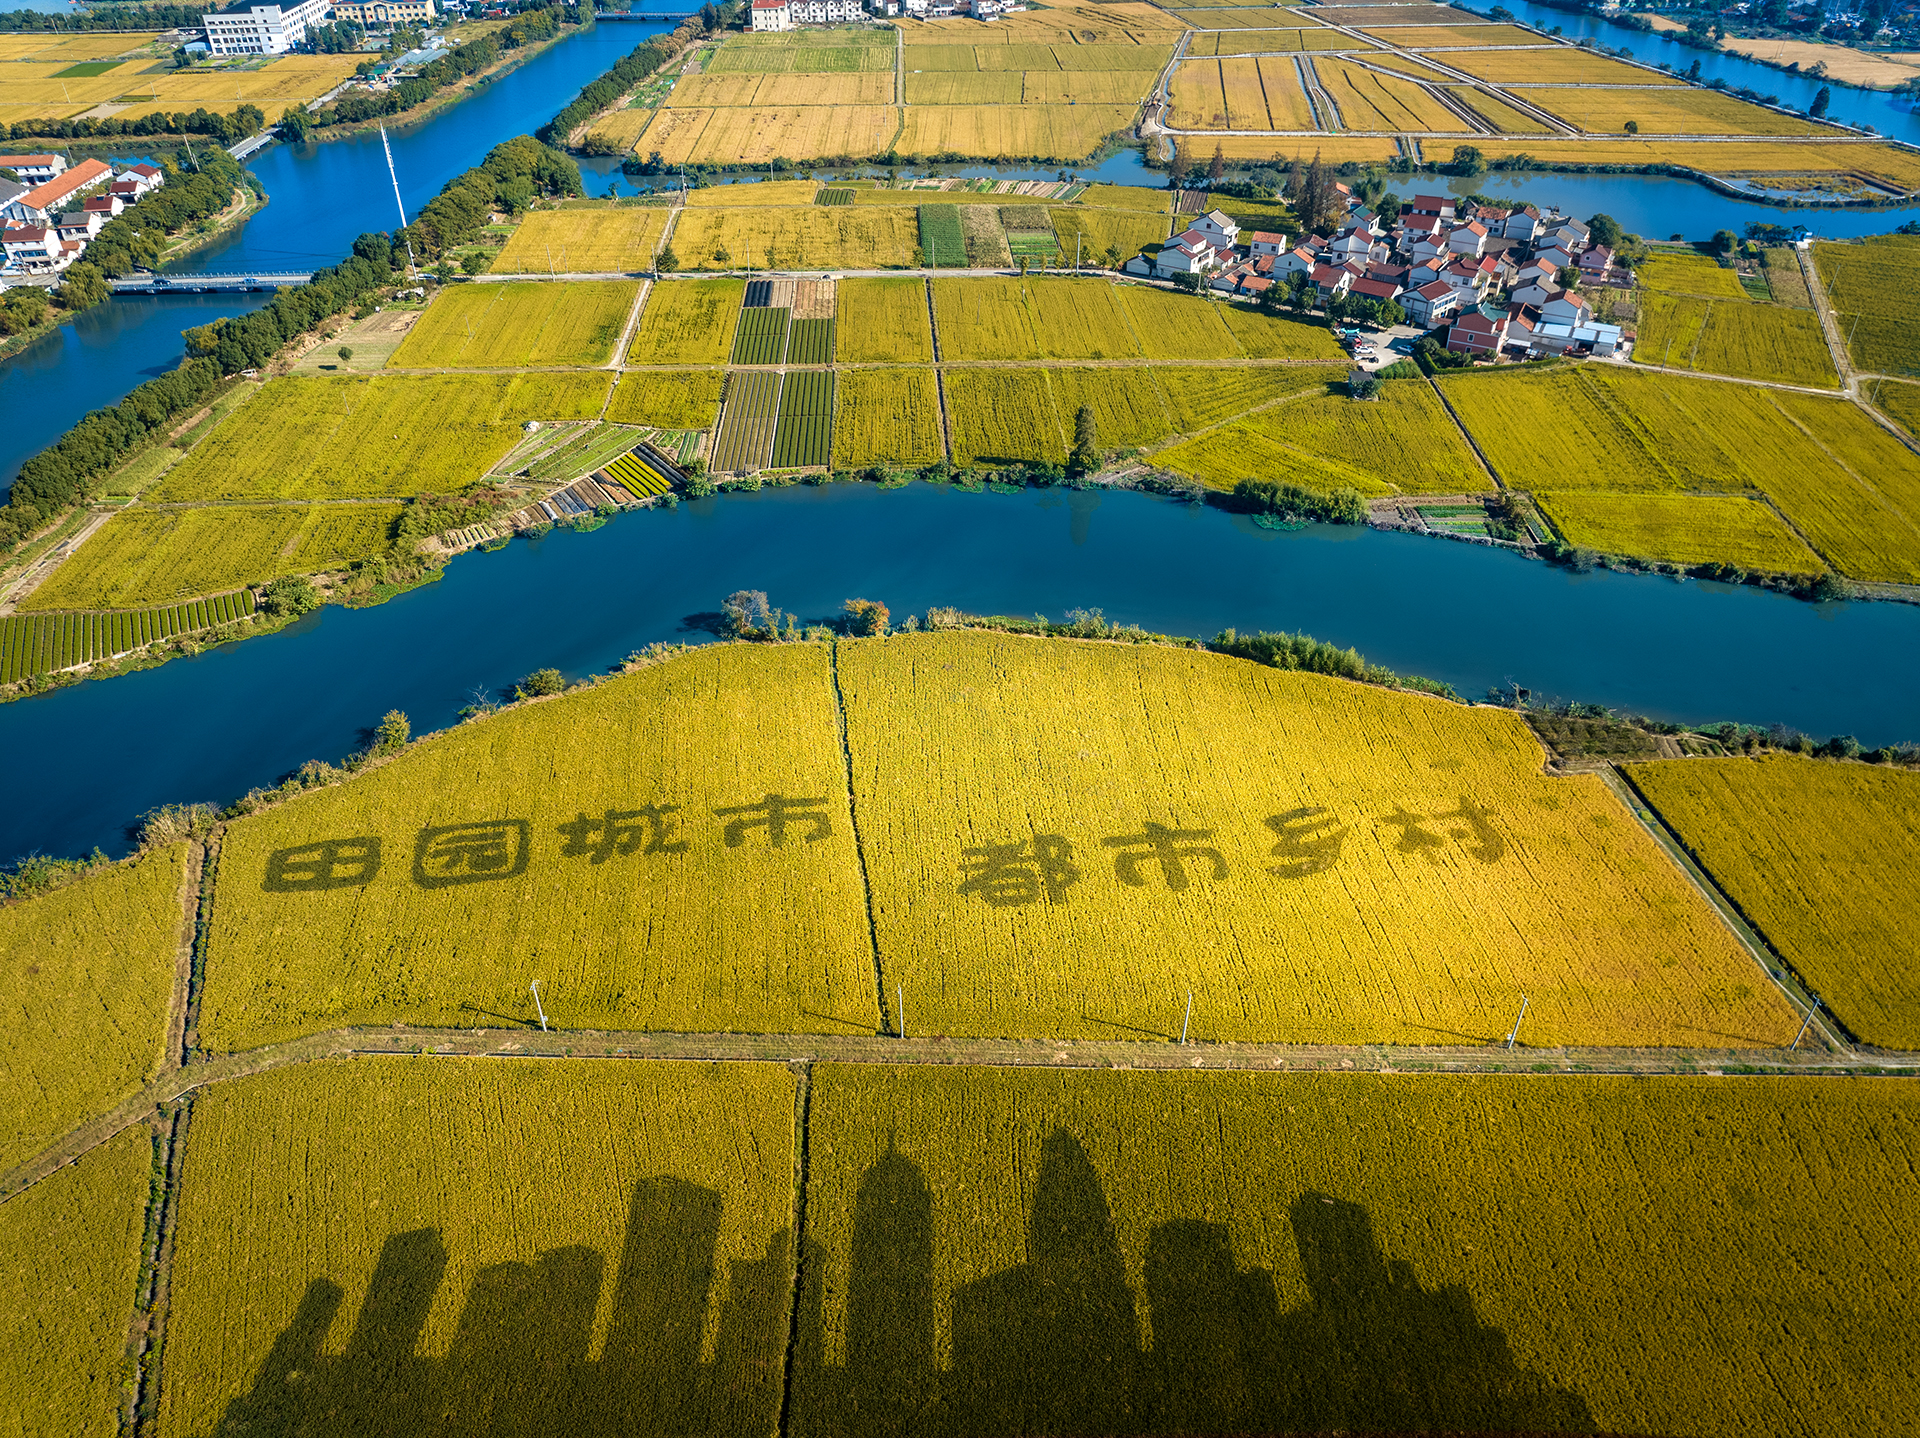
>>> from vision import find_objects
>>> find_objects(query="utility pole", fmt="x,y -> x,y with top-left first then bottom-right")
530,979 -> 549,1033
1505,995 -> 1529,1051
1180,991 -> 1192,1044
897,983 -> 904,1039
378,123 -> 416,277
1791,995 -> 1821,1050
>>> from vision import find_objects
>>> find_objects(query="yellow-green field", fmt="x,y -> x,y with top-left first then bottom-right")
835,632 -> 1794,1047
605,368 -> 724,430
629,277 -> 744,364
0,43 -> 359,123
389,281 -> 638,369
490,206 -> 669,273
0,848 -> 181,1171
832,368 -> 945,467
835,277 -> 934,364
1441,48 -> 1683,85
933,276 -> 1141,361
1636,252 -> 1750,299
1437,366 -> 1920,581
198,644 -> 875,1049
1514,85 -> 1833,135
793,1065 -> 1920,1438
1814,235 -> 1920,376
1628,757 -> 1920,1048
1635,293 -> 1839,388
161,1059 -> 797,1438
18,504 -> 401,611
942,369 -> 1067,464
1535,492 -> 1824,573
151,374 -> 612,502
672,205 -> 917,270
0,1127 -> 151,1438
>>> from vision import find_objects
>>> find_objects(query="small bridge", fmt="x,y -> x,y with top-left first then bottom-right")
110,272 -> 312,295
593,8 -> 699,17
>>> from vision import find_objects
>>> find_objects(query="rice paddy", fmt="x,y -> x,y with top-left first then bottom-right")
389,281 -> 639,369
490,207 -> 669,274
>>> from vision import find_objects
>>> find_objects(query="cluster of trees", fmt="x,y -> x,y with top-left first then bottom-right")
1,357 -> 222,554
543,6 -> 731,148
1284,154 -> 1347,238
0,3 -> 204,29
1229,479 -> 1367,527
84,148 -> 248,278
286,6 -> 564,138
182,237 -> 397,373
394,134 -> 581,260
3,104 -> 265,145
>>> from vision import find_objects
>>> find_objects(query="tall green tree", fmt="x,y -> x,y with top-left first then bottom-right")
1069,405 -> 1099,476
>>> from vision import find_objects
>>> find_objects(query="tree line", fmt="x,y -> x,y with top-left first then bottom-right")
2,104 -> 266,146
540,6 -> 730,149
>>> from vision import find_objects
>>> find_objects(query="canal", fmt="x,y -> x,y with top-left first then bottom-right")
1,481 -> 1914,863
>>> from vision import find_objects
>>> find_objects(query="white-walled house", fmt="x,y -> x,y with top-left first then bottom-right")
1540,290 -> 1594,327
1248,230 -> 1289,258
1403,278 -> 1461,327
1447,220 -> 1490,257
1191,208 -> 1241,251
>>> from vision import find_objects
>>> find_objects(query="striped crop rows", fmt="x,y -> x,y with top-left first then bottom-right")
711,370 -> 783,472
773,370 -> 835,468
0,590 -> 256,685
730,306 -> 791,365
787,317 -> 835,365
603,448 -> 677,498
918,204 -> 967,268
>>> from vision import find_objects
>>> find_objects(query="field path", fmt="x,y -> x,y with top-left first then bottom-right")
1799,241 -> 1859,396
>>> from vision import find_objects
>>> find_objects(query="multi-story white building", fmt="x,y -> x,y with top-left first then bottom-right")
199,0 -> 330,56
750,0 -> 792,29
333,0 -> 436,25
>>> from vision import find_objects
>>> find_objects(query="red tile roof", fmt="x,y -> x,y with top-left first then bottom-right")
18,157 -> 109,212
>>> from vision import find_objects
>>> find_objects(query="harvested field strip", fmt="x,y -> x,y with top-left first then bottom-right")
1512,85 -> 1833,136
831,367 -> 945,467
731,306 -> 792,365
1317,58 -> 1458,131
787,316 -> 836,365
491,207 -> 668,274
959,204 -> 1014,267
711,369 -> 783,472
919,204 -> 967,267
1535,491 -> 1824,574
836,277 -> 935,362
1626,756 -> 1920,1049
773,368 -> 835,467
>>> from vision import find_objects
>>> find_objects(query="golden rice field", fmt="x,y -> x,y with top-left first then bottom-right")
942,369 -> 1067,464
1635,293 -> 1840,388
1319,58 -> 1461,132
389,281 -> 639,369
629,277 -> 744,364
1443,48 -> 1682,85
0,49 -> 360,122
1153,364 -> 1338,431
895,104 -> 1138,162
490,207 -> 668,274
198,645 -> 875,1049
1627,757 -> 1920,1049
835,632 -> 1795,1047
19,503 -> 402,611
1440,368 -> 1920,581
578,102 -> 655,152
1635,252 -> 1751,299
1186,27 -> 1370,53
832,368 -> 945,467
1513,86 -> 1834,135
1813,235 -> 1920,375
1445,85 -> 1558,134
637,104 -> 900,165
933,276 -> 1141,361
1210,380 -> 1487,493
793,1065 -> 1920,1438
152,374 -> 610,502
1078,183 -> 1171,213
161,1060 -> 798,1438
667,71 -> 896,108
0,848 -> 181,1171
605,368 -> 724,430
0,31 -> 163,61
672,205 -> 917,271
835,277 -> 934,364
1474,139 -> 1920,188
1873,377 -> 1920,435
1049,206 -> 1172,264
0,1127 -> 151,1438
1366,23 -> 1543,44
1535,492 -> 1824,573
684,179 -> 825,208
1182,135 -> 1407,165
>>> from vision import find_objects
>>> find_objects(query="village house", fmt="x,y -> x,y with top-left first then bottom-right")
0,224 -> 61,271
1,157 -> 112,224
1501,206 -> 1542,242
52,210 -> 103,246
198,0 -> 330,55
1509,274 -> 1561,307
1578,244 -> 1614,281
1446,309 -> 1509,356
750,0 -> 793,30
1191,208 -> 1241,251
1540,289 -> 1595,328
1247,230 -> 1289,258
1404,279 -> 1461,328
1310,263 -> 1354,303
83,193 -> 125,220
0,154 -> 66,185
1271,244 -> 1318,280
1407,194 -> 1456,220
1447,220 -> 1490,258
1350,275 -> 1404,307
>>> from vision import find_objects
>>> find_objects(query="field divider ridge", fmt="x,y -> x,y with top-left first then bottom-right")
1600,764 -> 1851,1053
179,829 -> 222,1067
828,640 -> 889,1036
161,841 -> 206,1085
1424,374 -> 1503,489
774,1058 -> 814,1438
606,279 -> 652,380
128,1097 -> 192,1438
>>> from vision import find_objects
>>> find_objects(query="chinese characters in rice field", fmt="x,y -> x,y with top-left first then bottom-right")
261,796 -> 1505,899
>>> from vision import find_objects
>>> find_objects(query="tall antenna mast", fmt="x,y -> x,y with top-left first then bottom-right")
378,123 -> 417,277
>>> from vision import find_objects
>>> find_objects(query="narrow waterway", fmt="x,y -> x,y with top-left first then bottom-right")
0,20 -> 666,495
2,482 -> 1913,864
1460,0 -> 1920,142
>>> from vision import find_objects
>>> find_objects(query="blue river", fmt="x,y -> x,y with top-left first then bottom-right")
1,482 -> 1915,863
